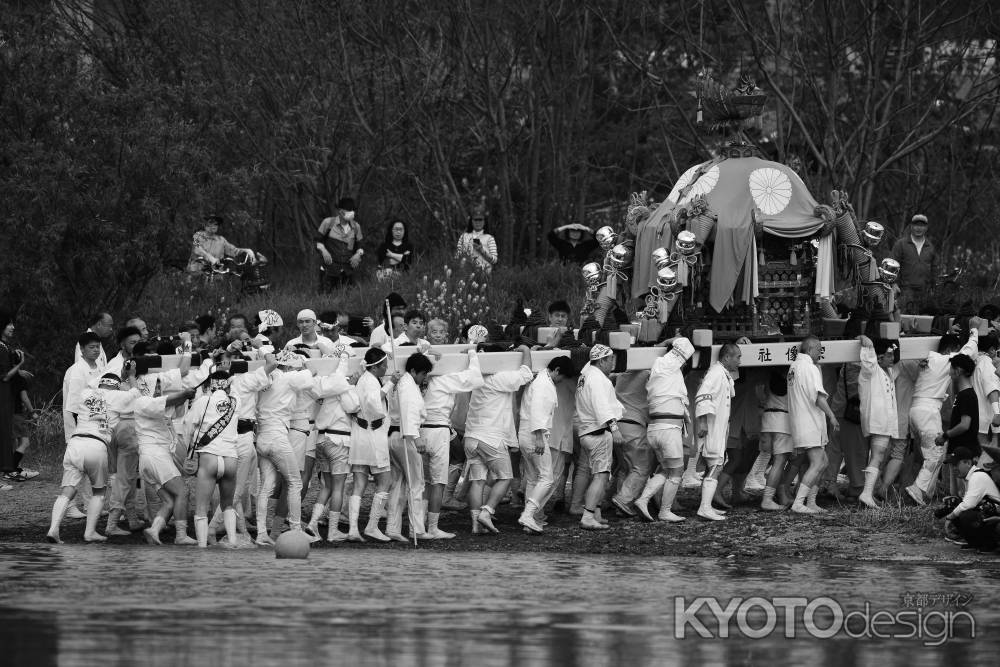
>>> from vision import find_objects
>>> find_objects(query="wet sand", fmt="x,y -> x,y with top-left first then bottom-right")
3,464 -> 996,565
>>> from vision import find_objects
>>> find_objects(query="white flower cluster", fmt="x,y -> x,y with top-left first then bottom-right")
417,265 -> 491,333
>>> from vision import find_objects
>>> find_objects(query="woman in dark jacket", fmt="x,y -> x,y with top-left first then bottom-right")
376,219 -> 414,278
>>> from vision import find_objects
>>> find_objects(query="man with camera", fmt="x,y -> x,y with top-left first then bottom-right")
936,447 -> 1000,551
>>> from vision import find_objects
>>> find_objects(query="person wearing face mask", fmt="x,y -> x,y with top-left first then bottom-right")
456,206 -> 498,274
316,197 -> 364,290
376,219 -> 413,279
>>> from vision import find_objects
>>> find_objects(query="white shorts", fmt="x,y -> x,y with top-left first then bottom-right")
61,436 -> 110,489
700,436 -> 726,460
648,428 -> 684,461
869,434 -> 891,450
464,437 -> 513,481
420,426 -> 451,485
580,431 -> 613,475
314,434 -> 351,476
139,447 -> 181,488
762,432 -> 794,456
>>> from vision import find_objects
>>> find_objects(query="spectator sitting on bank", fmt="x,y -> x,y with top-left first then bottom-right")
316,197 -> 364,290
376,219 -> 413,279
187,215 -> 253,275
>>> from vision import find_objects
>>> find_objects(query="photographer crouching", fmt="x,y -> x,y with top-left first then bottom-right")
935,446 -> 1000,552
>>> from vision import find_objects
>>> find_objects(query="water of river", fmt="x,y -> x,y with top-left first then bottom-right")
0,543 -> 996,666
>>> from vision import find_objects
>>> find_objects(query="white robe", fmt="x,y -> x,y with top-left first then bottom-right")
695,362 -> 734,457
858,346 -> 899,438
788,354 -> 828,448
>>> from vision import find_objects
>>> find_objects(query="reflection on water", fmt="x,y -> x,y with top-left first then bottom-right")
0,543 -> 997,666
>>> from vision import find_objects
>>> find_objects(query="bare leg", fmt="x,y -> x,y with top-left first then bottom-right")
762,453 -> 789,510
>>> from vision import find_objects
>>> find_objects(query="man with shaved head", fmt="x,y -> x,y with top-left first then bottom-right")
787,336 -> 840,514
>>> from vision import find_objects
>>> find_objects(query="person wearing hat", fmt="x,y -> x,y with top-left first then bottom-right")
547,223 -> 599,264
937,446 -> 1000,550
316,197 -> 364,290
575,344 -> 625,530
187,215 -> 253,275
905,329 -> 981,506
632,336 -> 696,522
890,214 -> 937,313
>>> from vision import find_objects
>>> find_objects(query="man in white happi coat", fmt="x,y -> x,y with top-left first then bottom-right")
905,326 -> 979,505
383,352 -> 437,540
46,371 -> 141,544
304,353 -> 357,542
464,345 -> 534,534
972,333 -> 1000,450
105,332 -> 209,535
254,349 -> 323,545
693,342 -> 740,521
347,348 -> 394,542
634,336 -> 695,522
856,336 -> 900,508
206,352 -> 277,543
516,356 -> 577,534
574,345 -> 624,531
420,349 -> 484,537
284,309 -> 338,496
788,336 -> 840,515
